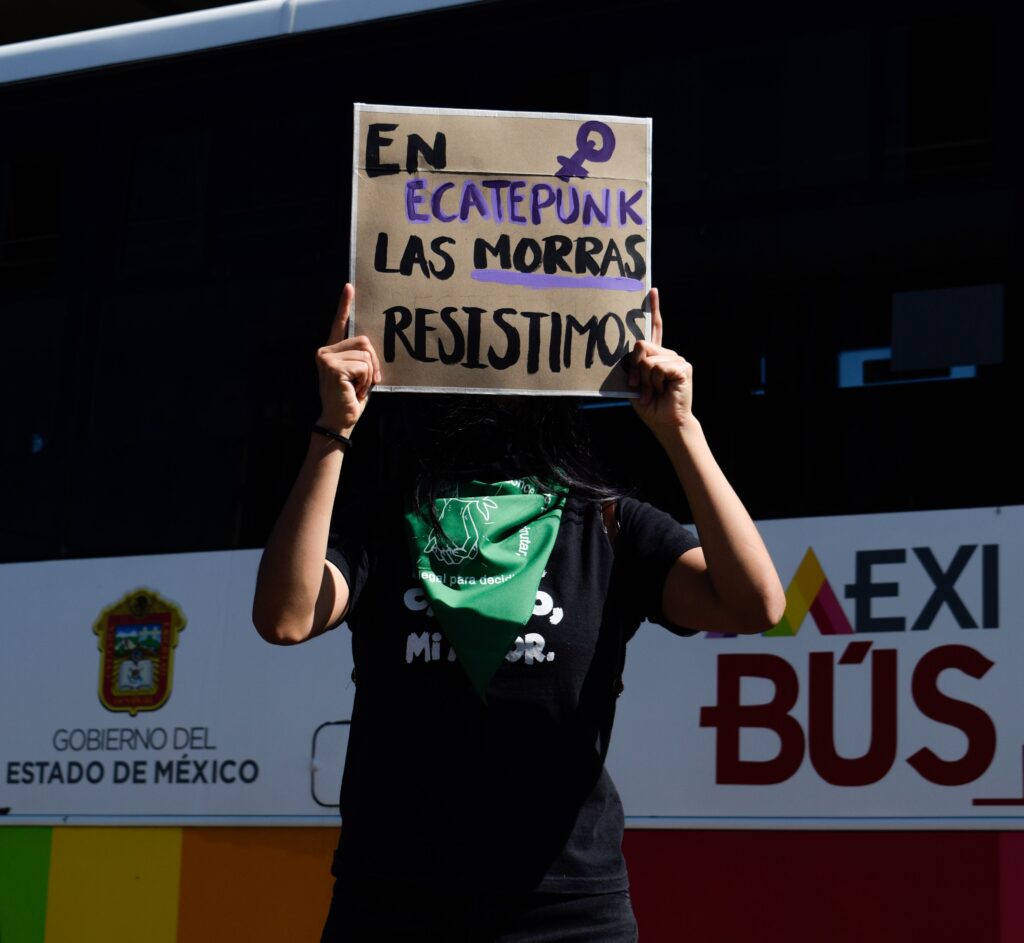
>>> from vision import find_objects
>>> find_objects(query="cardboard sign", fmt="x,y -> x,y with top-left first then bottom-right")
350,104 -> 652,396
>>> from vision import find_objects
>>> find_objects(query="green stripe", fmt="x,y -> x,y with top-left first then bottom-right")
0,827 -> 52,943
764,614 -> 795,637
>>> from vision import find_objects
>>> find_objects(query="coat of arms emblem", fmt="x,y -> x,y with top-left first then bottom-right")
93,589 -> 187,715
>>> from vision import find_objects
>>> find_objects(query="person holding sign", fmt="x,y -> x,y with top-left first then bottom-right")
252,284 -> 784,941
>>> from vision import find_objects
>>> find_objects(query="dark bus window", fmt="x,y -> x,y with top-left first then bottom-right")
0,0 -> 1016,563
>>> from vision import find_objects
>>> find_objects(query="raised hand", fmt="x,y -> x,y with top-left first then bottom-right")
315,283 -> 381,434
628,287 -> 694,437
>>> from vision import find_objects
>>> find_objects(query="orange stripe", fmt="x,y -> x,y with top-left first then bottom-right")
178,827 -> 337,940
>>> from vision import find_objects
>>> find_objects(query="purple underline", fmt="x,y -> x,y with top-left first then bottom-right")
470,270 -> 644,292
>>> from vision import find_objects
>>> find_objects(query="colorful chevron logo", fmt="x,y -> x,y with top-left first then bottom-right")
707,547 -> 853,638
765,547 -> 853,636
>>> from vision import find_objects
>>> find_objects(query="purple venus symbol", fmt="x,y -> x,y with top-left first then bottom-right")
554,120 -> 616,181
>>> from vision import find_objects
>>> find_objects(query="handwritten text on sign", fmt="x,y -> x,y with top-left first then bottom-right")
351,105 -> 652,395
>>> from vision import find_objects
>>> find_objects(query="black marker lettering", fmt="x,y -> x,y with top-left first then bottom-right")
599,240 -> 625,278
414,308 -> 439,363
438,307 -> 465,364
564,315 -> 600,368
542,235 -> 573,274
512,238 -> 542,273
428,236 -> 456,280
366,123 -> 400,177
474,235 -> 511,270
521,311 -> 546,375
626,308 -> 646,342
373,233 -> 401,274
548,311 -> 563,373
597,312 -> 627,364
463,307 -> 487,369
624,235 -> 647,278
383,306 -> 415,362
488,309 -> 520,369
399,236 -> 430,278
406,132 -> 447,173
574,237 -> 603,275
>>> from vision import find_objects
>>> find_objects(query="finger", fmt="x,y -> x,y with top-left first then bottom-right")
632,338 -> 673,362
321,332 -> 373,356
320,347 -> 373,368
317,347 -> 371,388
645,355 -> 683,394
326,283 -> 354,346
327,356 -> 370,391
639,350 -> 657,396
344,359 -> 373,400
635,352 -> 687,402
366,336 -> 382,385
652,359 -> 688,394
648,287 -> 663,347
630,341 -> 664,384
628,342 -> 642,386
645,353 -> 687,374
341,349 -> 376,393
628,339 -> 658,386
342,335 -> 381,385
355,358 -> 374,400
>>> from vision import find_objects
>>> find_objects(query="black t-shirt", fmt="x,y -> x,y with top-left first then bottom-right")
326,492 -> 700,894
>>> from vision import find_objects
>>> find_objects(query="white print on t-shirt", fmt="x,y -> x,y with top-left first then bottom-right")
423,496 -> 499,566
505,633 -> 555,663
533,590 -> 563,626
403,586 -> 563,626
405,631 -> 458,663
403,580 -> 562,666
404,631 -> 555,665
403,587 -> 434,616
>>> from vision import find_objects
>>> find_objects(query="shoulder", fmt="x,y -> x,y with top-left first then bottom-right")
547,494 -> 608,556
610,497 -> 702,636
616,497 -> 700,555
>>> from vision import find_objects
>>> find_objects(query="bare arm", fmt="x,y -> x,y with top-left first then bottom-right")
251,284 -> 380,644
629,289 -> 786,635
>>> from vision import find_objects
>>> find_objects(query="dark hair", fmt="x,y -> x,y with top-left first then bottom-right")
370,393 -> 625,534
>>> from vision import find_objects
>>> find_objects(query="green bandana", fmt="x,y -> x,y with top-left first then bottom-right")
404,479 -> 567,700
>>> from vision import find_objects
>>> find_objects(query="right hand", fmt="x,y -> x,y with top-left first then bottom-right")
315,283 -> 381,434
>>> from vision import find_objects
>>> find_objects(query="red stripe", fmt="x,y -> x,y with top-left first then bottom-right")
623,830 -> 998,942
1000,833 -> 1024,943
810,578 -> 854,634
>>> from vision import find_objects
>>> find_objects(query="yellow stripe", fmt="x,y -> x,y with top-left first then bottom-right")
765,548 -> 825,636
45,828 -> 182,943
782,582 -> 810,630
791,548 -> 826,605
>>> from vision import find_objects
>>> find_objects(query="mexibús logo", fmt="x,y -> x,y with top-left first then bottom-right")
699,542 -> 1011,799
707,543 -> 999,638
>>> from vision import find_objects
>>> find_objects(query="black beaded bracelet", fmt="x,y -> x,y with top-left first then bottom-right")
312,425 -> 352,449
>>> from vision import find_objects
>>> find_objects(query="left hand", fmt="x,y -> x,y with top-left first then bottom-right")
629,287 -> 694,433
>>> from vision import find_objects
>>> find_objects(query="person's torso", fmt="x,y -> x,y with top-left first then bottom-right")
337,496 -> 637,892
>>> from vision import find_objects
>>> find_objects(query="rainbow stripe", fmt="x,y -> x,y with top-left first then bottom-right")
764,547 -> 854,636
0,827 -> 338,942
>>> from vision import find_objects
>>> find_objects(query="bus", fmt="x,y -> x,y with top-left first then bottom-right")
1,2 -> 1018,941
